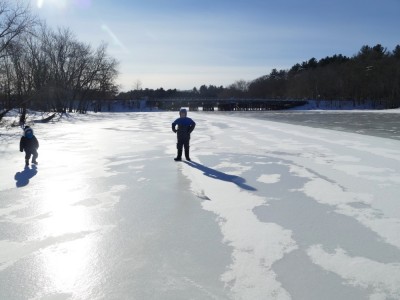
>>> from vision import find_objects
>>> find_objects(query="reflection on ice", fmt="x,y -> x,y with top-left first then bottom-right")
37,173 -> 91,236
37,236 -> 98,298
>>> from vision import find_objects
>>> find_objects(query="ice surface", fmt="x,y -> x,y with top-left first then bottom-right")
1,111 -> 400,299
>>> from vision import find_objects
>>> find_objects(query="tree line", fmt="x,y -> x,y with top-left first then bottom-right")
246,44 -> 400,108
119,44 -> 400,109
0,0 -> 118,122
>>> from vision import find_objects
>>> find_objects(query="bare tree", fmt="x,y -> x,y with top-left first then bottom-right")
132,79 -> 142,91
230,79 -> 249,92
0,0 -> 37,121
0,0 -> 37,58
36,27 -> 119,113
75,42 -> 119,113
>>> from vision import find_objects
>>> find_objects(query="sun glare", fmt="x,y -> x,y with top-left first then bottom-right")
33,158 -> 100,294
36,0 -> 92,9
36,0 -> 69,10
36,142 -> 93,236
36,0 -> 44,8
39,175 -> 91,236
39,235 -> 98,294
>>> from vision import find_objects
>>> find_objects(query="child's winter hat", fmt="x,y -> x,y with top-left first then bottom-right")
24,126 -> 33,139
179,108 -> 187,115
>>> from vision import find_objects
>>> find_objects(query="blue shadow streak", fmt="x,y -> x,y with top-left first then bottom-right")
184,161 -> 256,191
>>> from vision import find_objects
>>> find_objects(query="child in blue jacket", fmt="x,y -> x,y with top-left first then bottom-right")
172,108 -> 196,161
20,126 -> 39,166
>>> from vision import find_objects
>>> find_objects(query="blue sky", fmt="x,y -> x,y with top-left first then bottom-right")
28,0 -> 400,91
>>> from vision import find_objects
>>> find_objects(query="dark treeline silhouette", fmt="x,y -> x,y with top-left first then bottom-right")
117,85 -> 226,101
118,44 -> 400,109
247,44 -> 400,109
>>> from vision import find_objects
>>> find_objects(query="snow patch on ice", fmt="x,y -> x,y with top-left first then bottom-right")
257,174 -> 281,184
302,178 -> 373,206
307,244 -> 400,299
212,161 -> 252,176
333,165 -> 400,184
137,177 -> 149,182
302,177 -> 400,249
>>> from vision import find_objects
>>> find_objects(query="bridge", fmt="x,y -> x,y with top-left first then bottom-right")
146,98 -> 308,111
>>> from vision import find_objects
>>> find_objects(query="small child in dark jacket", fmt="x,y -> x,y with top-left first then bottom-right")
20,126 -> 39,166
172,108 -> 196,161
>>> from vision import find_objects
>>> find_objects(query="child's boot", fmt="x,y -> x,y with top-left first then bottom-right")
174,149 -> 182,161
25,159 -> 29,166
32,160 -> 38,165
185,148 -> 191,161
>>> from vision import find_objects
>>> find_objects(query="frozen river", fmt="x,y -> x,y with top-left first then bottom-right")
216,110 -> 400,140
1,111 -> 400,299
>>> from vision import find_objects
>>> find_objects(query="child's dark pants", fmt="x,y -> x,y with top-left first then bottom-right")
177,139 -> 190,159
25,150 -> 38,162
